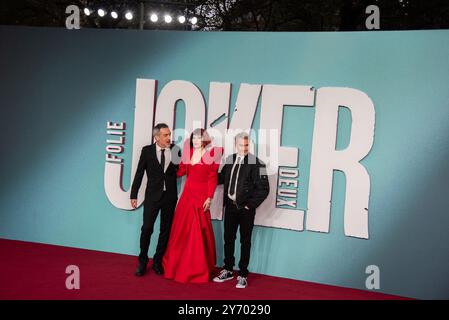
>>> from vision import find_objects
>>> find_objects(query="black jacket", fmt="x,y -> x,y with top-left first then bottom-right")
130,143 -> 181,202
218,153 -> 270,209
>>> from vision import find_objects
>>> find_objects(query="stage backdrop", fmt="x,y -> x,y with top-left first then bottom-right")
1,26 -> 448,299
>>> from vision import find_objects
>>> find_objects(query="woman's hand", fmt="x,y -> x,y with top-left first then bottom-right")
203,198 -> 212,212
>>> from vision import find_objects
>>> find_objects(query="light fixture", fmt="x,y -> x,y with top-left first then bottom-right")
84,8 -> 91,16
111,11 -> 118,19
125,12 -> 133,20
164,15 -> 172,23
178,16 -> 186,24
98,9 -> 106,17
150,13 -> 158,22
190,17 -> 198,25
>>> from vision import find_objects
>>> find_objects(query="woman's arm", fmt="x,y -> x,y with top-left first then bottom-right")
206,147 -> 223,199
177,161 -> 187,177
177,140 -> 192,177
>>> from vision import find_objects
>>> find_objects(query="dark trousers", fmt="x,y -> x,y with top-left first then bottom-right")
223,201 -> 256,277
138,191 -> 176,266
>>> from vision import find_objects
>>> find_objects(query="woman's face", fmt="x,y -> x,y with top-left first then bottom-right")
192,134 -> 203,149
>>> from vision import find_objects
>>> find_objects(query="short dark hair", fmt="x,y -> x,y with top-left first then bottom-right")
153,123 -> 169,136
189,128 -> 211,148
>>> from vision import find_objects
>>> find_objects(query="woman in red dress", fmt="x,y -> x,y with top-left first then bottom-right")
162,128 -> 223,283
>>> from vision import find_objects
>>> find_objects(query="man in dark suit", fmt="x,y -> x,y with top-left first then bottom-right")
130,123 -> 181,277
213,132 -> 270,288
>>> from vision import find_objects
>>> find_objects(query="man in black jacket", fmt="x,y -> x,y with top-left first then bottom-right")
213,132 -> 270,288
130,123 -> 181,277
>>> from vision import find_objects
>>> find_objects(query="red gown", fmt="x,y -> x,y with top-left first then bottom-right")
162,146 -> 223,283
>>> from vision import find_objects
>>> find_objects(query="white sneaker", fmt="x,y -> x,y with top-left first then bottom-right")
213,269 -> 234,283
236,276 -> 247,288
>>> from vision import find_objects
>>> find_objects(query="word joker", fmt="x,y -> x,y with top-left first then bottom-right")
104,79 -> 375,239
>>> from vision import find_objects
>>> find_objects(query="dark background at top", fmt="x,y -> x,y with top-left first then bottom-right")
0,0 -> 448,31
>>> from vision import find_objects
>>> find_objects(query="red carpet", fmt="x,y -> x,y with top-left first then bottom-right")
0,239 -> 410,300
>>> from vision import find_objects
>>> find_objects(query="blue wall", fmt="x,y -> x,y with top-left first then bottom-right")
1,26 -> 448,299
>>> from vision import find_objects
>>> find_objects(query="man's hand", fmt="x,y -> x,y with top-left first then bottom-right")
203,198 -> 212,212
131,199 -> 138,209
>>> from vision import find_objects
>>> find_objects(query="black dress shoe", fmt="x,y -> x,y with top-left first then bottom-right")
135,259 -> 148,277
152,263 -> 164,275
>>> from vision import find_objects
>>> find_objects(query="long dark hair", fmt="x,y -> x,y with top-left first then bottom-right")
189,128 -> 211,149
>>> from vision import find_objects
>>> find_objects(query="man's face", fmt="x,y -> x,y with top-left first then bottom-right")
236,137 -> 249,156
155,127 -> 171,148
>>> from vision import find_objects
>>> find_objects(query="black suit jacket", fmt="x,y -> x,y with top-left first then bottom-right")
130,143 -> 181,202
218,153 -> 270,209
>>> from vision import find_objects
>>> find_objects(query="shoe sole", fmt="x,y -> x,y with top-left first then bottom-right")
236,285 -> 247,288
213,276 -> 234,283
